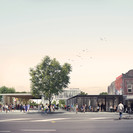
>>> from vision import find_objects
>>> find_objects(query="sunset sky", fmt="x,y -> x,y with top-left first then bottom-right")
0,0 -> 133,94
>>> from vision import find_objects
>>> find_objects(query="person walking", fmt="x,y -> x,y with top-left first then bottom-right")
75,103 -> 78,114
5,103 -> 8,113
83,104 -> 86,113
118,101 -> 124,120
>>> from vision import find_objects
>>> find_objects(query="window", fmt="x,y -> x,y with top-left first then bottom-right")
127,84 -> 132,93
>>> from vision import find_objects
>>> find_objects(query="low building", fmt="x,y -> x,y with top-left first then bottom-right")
67,95 -> 123,112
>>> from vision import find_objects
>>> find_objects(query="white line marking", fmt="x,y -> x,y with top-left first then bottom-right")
90,117 -> 111,120
0,118 -> 32,122
22,129 -> 56,132
31,118 -> 70,122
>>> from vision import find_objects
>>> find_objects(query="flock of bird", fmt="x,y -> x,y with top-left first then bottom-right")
67,48 -> 93,68
67,37 -> 108,67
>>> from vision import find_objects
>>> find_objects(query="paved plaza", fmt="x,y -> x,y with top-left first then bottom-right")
0,110 -> 133,133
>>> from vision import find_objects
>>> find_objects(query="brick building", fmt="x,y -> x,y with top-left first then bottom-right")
108,69 -> 133,95
108,69 -> 133,110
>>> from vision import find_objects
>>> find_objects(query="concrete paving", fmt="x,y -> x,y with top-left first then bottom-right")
1,109 -> 133,133
1,108 -> 133,120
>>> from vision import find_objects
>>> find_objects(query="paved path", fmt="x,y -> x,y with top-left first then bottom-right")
1,110 -> 133,133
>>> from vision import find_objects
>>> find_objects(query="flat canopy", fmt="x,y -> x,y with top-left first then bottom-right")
0,93 -> 41,99
125,95 -> 133,100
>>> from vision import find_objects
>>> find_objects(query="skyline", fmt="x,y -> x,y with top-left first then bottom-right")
0,0 -> 133,94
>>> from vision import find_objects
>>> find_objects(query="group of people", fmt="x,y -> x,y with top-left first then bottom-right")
67,102 -> 125,120
39,103 -> 57,113
0,103 -> 30,113
67,103 -> 105,113
0,102 -> 125,120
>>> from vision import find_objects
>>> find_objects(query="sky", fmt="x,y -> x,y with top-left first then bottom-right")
0,0 -> 133,94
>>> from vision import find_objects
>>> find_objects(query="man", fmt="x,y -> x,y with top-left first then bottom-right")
118,102 -> 124,120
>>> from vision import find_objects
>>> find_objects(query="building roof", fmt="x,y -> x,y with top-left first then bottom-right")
0,93 -> 41,99
67,94 -> 123,100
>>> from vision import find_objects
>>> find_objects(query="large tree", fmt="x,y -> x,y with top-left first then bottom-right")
29,56 -> 72,105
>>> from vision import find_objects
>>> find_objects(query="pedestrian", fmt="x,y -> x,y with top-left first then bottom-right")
97,105 -> 100,112
44,103 -> 48,114
75,103 -> 78,114
118,101 -> 124,120
20,104 -> 23,112
5,103 -> 8,113
0,104 -> 1,112
27,104 -> 30,112
23,104 -> 25,113
89,105 -> 91,112
25,104 -> 27,112
83,104 -> 86,113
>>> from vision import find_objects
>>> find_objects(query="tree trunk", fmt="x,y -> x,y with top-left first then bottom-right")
49,97 -> 51,112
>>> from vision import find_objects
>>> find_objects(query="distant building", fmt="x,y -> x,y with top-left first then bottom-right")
52,88 -> 81,103
108,69 -> 133,110
108,81 -> 115,95
108,70 -> 133,95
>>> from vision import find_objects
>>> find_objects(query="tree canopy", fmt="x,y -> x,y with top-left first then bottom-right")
29,56 -> 72,105
0,86 -> 15,101
0,86 -> 15,93
99,92 -> 108,95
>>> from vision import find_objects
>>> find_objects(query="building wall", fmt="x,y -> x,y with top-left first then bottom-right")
108,81 -> 115,95
123,78 -> 133,95
115,75 -> 122,95
122,70 -> 133,95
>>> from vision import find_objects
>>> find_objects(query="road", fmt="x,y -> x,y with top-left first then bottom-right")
0,110 -> 133,133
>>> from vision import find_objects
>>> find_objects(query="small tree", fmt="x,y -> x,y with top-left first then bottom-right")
59,100 -> 65,108
52,100 -> 56,105
80,91 -> 88,95
0,86 -> 15,93
30,56 -> 72,106
99,92 -> 108,95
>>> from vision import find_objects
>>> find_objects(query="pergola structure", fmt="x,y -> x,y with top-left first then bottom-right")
0,93 -> 41,105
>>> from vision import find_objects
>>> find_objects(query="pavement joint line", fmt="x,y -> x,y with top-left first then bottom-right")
0,131 -> 11,132
21,129 -> 56,132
